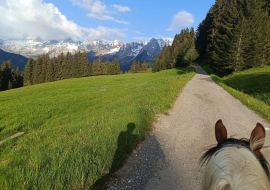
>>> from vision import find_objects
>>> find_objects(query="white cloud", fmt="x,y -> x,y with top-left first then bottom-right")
133,36 -> 173,43
87,13 -> 114,20
0,0 -> 126,40
85,26 -> 126,40
70,0 -> 130,24
167,11 -> 194,31
157,35 -> 173,42
71,0 -> 113,20
134,31 -> 143,35
112,5 -> 131,13
133,37 -> 151,41
115,20 -> 130,25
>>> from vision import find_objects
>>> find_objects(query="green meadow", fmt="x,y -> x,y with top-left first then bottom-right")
200,61 -> 270,122
0,67 -> 195,189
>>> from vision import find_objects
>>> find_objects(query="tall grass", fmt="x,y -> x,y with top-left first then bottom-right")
0,67 -> 195,189
199,60 -> 270,122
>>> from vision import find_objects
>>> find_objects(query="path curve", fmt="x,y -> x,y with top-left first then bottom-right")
108,63 -> 270,190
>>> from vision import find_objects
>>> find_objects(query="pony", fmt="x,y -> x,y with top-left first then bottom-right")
200,119 -> 270,190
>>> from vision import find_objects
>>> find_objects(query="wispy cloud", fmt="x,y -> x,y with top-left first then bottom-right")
133,37 -> 151,41
134,31 -> 143,35
71,0 -> 112,20
70,0 -> 130,24
167,10 -> 194,31
115,20 -> 130,25
87,13 -> 114,20
157,35 -> 174,42
112,5 -> 131,13
0,0 -> 126,40
133,36 -> 173,42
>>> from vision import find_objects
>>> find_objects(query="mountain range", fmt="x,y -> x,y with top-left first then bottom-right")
0,49 -> 28,72
0,38 -> 172,71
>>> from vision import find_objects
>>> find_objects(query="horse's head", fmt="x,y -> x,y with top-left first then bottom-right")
201,119 -> 270,190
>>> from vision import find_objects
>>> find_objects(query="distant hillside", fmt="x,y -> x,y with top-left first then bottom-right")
0,49 -> 28,72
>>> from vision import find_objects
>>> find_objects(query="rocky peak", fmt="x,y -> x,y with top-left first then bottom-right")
110,39 -> 123,47
62,38 -> 74,43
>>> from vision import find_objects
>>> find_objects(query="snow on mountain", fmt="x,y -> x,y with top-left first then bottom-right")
62,38 -> 75,43
110,39 -> 123,47
0,38 -> 172,70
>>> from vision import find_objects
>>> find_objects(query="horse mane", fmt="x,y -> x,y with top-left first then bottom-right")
200,137 -> 270,180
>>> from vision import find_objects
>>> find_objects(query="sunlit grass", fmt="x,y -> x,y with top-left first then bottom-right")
0,67 -> 195,189
199,60 -> 270,122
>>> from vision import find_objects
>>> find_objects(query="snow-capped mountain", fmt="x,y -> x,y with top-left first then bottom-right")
0,38 -> 172,71
86,38 -> 171,71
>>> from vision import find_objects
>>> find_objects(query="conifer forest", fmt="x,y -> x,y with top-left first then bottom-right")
0,51 -> 123,91
196,0 -> 270,75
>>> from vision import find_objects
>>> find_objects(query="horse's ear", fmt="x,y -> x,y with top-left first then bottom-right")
215,119 -> 227,145
250,123 -> 265,158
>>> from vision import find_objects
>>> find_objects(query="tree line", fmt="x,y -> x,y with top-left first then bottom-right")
129,60 -> 148,73
0,51 -> 122,91
23,51 -> 122,86
153,27 -> 199,72
196,0 -> 270,75
0,60 -> 23,91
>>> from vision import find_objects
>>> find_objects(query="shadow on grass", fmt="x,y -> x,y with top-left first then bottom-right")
0,127 -> 5,133
90,104 -> 154,189
110,123 -> 139,173
176,66 -> 195,76
199,61 -> 270,105
90,123 -> 139,190
223,73 -> 270,94
223,73 -> 270,105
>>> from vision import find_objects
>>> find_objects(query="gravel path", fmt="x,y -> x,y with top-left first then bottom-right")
108,63 -> 270,190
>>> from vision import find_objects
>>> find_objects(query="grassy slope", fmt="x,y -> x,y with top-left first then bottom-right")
0,67 -> 195,189
199,61 -> 270,122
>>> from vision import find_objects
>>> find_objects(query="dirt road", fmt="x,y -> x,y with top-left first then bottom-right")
108,63 -> 270,190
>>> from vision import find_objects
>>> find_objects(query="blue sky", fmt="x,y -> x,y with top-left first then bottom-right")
0,0 -> 216,42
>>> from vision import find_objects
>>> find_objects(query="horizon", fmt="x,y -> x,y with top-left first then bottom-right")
0,0 -> 216,43
0,37 -> 173,43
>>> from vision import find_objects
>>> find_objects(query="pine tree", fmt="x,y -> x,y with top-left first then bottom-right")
71,52 -> 80,78
63,52 -> 72,79
164,45 -> 173,69
137,61 -> 141,72
80,51 -> 90,77
14,67 -> 23,88
101,61 -> 109,75
56,52 -> 65,80
112,58 -> 121,74
41,53 -> 50,83
46,59 -> 54,82
129,60 -> 138,73
141,60 -> 148,71
205,0 -> 227,65
1,60 -> 15,90
23,58 -> 34,86
153,54 -> 160,72
88,61 -> 92,76
32,56 -> 42,84
7,80 -> 12,90
92,56 -> 102,76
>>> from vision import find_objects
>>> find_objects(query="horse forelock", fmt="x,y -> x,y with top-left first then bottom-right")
201,138 -> 270,190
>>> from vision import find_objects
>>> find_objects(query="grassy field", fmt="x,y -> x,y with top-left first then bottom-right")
199,61 -> 270,122
0,67 -> 195,189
